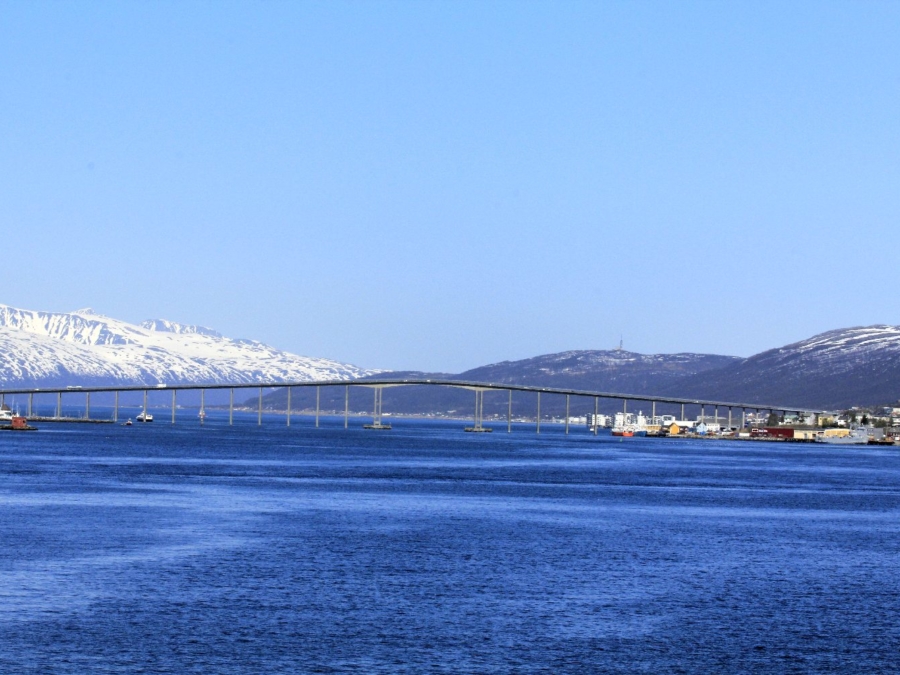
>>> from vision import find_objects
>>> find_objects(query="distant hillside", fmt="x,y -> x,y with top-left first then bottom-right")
669,326 -> 900,410
253,327 -> 900,417
456,350 -> 740,392
252,351 -> 740,418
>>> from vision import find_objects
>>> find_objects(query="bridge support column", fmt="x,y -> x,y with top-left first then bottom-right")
286,388 -> 290,427
28,392 -> 33,418
143,390 -> 148,421
344,385 -> 349,429
594,397 -> 599,436
624,399 -> 627,414
652,401 -> 656,422
742,408 -> 745,430
468,390 -> 487,432
258,387 -> 262,426
171,390 -> 176,424
507,390 -> 512,433
536,392 -> 541,434
114,391 -> 118,422
565,395 -> 570,435
57,392 -> 61,418
728,407 -> 732,430
364,387 -> 389,429
681,403 -> 685,421
85,392 -> 90,420
714,405 -> 718,426
229,388 -> 234,426
200,390 -> 205,425
701,405 -> 705,424
316,386 -> 320,428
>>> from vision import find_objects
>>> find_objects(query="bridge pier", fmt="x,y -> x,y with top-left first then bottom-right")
57,391 -> 61,418
114,391 -> 118,422
258,387 -> 262,426
466,389 -> 490,432
728,406 -> 732,430
316,386 -> 320,428
28,392 -> 33,418
344,385 -> 349,429
593,397 -> 599,435
364,386 -> 390,429
565,395 -> 570,435
536,392 -> 541,434
286,387 -> 290,427
507,390 -> 512,433
85,392 -> 90,420
143,390 -> 148,421
172,390 -> 176,424
200,390 -> 206,425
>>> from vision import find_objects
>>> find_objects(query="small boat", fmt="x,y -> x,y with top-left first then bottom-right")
1,416 -> 36,431
124,419 -> 133,426
136,412 -> 154,423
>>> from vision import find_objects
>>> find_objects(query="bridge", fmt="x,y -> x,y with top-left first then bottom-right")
0,378 -> 833,433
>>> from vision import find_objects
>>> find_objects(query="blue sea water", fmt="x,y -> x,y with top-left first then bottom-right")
1,413 -> 899,673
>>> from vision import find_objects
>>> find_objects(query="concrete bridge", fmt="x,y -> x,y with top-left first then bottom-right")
0,378 -> 833,434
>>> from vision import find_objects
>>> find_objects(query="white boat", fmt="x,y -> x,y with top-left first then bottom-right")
0,408 -> 13,424
817,427 -> 870,445
136,412 -> 154,423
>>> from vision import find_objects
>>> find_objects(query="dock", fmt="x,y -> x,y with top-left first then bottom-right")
27,416 -> 114,424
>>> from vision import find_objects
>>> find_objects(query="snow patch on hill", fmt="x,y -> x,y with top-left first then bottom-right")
0,303 -> 377,387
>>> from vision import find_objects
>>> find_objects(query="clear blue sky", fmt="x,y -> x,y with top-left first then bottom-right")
3,1 -> 898,372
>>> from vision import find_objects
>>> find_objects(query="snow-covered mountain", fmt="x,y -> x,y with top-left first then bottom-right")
669,325 -> 900,409
0,304 -> 377,388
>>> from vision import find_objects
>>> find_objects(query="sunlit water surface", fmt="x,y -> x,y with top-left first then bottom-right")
1,414 -> 899,673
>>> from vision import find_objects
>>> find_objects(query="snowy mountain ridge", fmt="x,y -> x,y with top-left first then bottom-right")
0,304 -> 377,387
666,325 -> 900,409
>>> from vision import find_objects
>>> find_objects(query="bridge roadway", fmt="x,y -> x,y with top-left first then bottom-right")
0,378 -> 832,432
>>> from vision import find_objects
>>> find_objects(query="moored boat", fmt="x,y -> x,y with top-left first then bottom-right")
817,427 -> 870,445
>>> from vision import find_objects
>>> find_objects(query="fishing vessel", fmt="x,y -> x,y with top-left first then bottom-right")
611,412 -> 649,437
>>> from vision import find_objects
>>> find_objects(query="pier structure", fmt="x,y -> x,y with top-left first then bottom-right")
0,378 -> 833,434
463,387 -> 491,433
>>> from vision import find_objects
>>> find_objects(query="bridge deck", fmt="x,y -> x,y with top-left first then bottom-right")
0,378 -> 832,414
